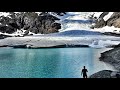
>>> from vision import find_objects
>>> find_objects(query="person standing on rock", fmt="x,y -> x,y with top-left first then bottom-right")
81,66 -> 88,78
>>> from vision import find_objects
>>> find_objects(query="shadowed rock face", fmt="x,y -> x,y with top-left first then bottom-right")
107,12 -> 120,27
92,12 -> 109,28
94,18 -> 106,28
0,12 -> 65,35
25,13 -> 61,34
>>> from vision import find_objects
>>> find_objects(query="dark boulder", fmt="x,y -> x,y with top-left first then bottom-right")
90,70 -> 120,78
0,16 -> 11,25
24,12 -> 61,34
27,13 -> 61,34
89,70 -> 113,78
51,23 -> 61,29
0,25 -> 16,34
116,72 -> 120,78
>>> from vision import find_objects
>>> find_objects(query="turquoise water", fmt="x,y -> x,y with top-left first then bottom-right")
0,47 -> 115,78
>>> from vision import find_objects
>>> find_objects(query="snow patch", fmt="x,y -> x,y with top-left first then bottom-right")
13,29 -> 26,35
28,31 -> 35,35
93,12 -> 103,19
35,12 -> 42,15
89,39 -> 120,48
0,12 -> 10,17
14,12 -> 21,14
103,12 -> 114,21
93,26 -> 120,34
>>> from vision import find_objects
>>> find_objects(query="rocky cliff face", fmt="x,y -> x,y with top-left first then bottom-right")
92,12 -> 120,28
0,12 -> 65,35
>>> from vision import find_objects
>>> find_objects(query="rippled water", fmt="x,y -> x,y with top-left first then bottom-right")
0,47 -> 115,78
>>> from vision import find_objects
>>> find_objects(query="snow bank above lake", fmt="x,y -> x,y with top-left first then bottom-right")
0,34 -> 120,48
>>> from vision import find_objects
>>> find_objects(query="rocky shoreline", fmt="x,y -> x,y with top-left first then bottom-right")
8,44 -> 89,49
89,12 -> 120,78
99,46 -> 120,70
89,70 -> 120,78
90,44 -> 120,78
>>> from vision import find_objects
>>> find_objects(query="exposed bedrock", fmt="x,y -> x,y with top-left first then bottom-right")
0,12 -> 66,35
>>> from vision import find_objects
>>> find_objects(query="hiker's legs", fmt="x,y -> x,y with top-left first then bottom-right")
83,74 -> 87,78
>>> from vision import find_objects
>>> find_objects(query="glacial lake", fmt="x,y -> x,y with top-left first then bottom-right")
0,47 -> 116,78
